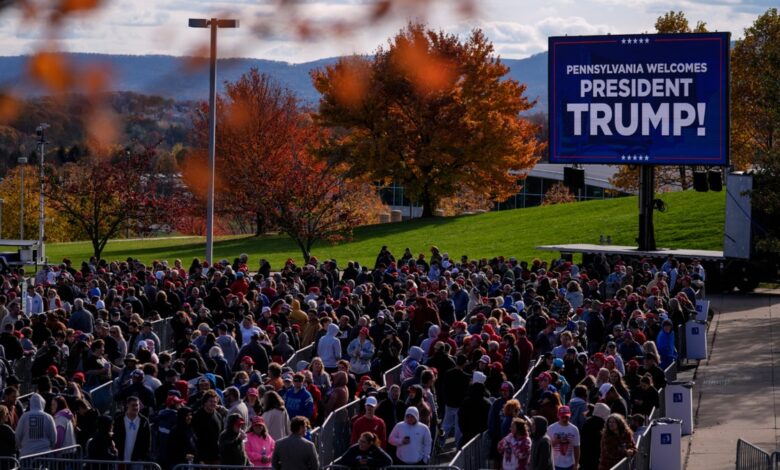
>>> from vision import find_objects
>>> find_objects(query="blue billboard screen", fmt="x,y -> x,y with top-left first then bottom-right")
548,33 -> 730,165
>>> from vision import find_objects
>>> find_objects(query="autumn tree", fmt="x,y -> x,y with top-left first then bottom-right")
611,11 -> 708,193
312,23 -> 542,217
186,69 -> 306,235
46,146 -> 169,259
732,8 -> 780,251
270,149 -> 372,264
542,182 -> 576,206
0,165 -> 77,242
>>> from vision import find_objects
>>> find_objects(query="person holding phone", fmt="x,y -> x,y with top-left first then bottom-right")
388,407 -> 432,465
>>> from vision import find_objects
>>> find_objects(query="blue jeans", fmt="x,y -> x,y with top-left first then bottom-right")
439,406 -> 461,445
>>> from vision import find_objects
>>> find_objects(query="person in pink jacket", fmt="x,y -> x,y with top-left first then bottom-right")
246,415 -> 275,467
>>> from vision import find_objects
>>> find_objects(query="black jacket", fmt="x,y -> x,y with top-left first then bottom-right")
579,416 -> 605,470
113,414 -> 151,461
218,415 -> 249,466
442,367 -> 471,407
457,383 -> 491,446
336,443 -> 393,468
192,407 -> 223,462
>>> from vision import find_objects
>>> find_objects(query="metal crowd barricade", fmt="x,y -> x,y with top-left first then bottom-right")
18,444 -> 82,470
150,318 -> 173,351
382,362 -> 403,389
384,466 -> 462,470
284,343 -> 313,370
27,458 -> 162,470
89,380 -> 115,416
513,357 -> 542,409
326,466 -> 461,470
735,439 -> 773,470
450,432 -> 488,470
317,398 -> 364,466
664,361 -> 678,383
610,457 -> 633,470
173,464 -> 270,470
633,430 -> 652,470
0,457 -> 16,470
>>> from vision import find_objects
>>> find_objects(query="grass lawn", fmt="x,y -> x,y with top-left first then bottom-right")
46,190 -> 725,268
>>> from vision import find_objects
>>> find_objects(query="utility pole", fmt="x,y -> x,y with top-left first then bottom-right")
188,17 -> 239,265
37,123 -> 49,262
18,153 -> 26,240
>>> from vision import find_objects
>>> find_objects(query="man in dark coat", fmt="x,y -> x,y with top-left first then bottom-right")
113,396 -> 151,462
191,390 -> 223,464
219,414 -> 249,465
272,416 -> 319,470
456,372 -> 491,447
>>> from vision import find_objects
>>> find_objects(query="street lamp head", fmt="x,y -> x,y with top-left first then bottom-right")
216,19 -> 239,28
188,18 -> 209,28
188,18 -> 239,28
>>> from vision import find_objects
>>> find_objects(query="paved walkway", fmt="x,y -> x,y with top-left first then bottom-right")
685,290 -> 780,469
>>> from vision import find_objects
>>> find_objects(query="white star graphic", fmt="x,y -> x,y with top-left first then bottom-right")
645,155 -> 650,161
634,38 -> 639,44
621,39 -> 626,44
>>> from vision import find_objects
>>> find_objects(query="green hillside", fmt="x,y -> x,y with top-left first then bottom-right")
46,190 -> 725,267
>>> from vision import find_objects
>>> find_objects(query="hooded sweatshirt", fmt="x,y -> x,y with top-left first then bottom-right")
325,371 -> 349,415
54,409 -> 76,448
16,393 -> 57,456
245,428 -> 275,466
289,300 -> 308,327
530,416 -> 553,470
401,346 -> 423,382
420,325 -> 440,362
273,333 -> 296,363
388,407 -> 432,464
317,323 -> 342,368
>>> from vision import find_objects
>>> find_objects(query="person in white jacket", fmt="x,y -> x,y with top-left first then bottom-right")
388,406 -> 432,465
16,393 -> 56,456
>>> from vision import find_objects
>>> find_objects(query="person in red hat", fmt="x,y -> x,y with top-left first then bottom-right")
246,415 -> 275,466
219,413 -> 250,465
548,405 -> 580,470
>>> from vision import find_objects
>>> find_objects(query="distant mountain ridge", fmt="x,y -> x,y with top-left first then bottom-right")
0,52 -> 550,111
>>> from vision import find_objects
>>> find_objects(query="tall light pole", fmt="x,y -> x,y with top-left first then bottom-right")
18,153 -> 26,240
36,123 -> 49,262
188,17 -> 239,265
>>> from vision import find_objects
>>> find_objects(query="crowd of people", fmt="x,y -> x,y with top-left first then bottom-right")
0,247 -> 704,469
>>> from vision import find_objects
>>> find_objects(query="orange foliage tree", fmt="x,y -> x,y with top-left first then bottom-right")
46,145 -> 171,259
186,69 -> 303,235
312,23 -> 543,217
270,151 -> 373,264
542,182 -> 576,206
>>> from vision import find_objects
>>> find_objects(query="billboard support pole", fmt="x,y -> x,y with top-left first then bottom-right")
638,165 -> 656,251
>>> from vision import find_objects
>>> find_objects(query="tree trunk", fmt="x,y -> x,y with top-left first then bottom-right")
678,166 -> 689,190
92,239 -> 103,261
255,212 -> 265,236
420,189 -> 436,218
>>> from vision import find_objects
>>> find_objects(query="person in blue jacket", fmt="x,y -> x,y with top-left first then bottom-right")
655,319 -> 677,369
284,373 -> 314,420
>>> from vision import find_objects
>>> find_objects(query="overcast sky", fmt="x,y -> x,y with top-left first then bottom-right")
0,0 -> 772,63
